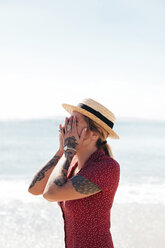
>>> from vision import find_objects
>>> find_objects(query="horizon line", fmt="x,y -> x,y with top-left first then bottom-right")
0,115 -> 164,123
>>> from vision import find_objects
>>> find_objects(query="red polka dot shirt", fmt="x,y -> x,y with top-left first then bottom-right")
58,147 -> 120,248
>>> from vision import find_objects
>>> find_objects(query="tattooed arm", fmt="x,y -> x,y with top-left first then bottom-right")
28,120 -> 66,195
43,117 -> 79,191
28,149 -> 63,195
43,143 -> 76,200
43,147 -> 101,202
43,117 -> 101,202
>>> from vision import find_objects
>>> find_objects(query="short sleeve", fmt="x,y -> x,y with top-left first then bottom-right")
77,158 -> 120,192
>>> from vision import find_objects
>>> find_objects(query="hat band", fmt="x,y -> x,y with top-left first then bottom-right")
78,103 -> 114,129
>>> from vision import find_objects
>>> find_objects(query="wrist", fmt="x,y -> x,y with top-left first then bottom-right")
64,149 -> 76,159
57,148 -> 64,157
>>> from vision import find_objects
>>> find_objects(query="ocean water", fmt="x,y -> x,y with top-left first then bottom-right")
0,117 -> 165,248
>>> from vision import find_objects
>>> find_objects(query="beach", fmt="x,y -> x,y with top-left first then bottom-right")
0,118 -> 165,247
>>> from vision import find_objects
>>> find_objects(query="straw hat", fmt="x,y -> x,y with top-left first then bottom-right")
62,98 -> 120,140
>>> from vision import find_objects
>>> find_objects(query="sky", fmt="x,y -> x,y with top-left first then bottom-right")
0,0 -> 164,121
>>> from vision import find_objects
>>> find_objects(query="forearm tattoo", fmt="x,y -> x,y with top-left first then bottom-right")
29,155 -> 60,189
71,175 -> 101,195
64,136 -> 78,149
54,150 -> 76,186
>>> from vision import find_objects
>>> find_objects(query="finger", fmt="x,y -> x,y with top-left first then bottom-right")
69,116 -> 72,124
59,124 -> 61,131
72,115 -> 77,134
67,116 -> 72,133
70,116 -> 74,131
79,127 -> 87,143
62,123 -> 65,134
59,124 -> 65,135
59,124 -> 62,132
65,117 -> 69,133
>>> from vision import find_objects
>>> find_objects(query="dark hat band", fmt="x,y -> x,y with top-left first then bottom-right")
78,103 -> 114,129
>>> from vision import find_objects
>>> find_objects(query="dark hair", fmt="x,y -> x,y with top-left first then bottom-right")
83,116 -> 114,158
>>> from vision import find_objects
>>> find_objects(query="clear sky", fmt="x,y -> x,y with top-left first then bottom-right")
0,0 -> 164,121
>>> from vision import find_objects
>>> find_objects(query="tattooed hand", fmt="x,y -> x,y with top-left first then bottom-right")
63,116 -> 87,152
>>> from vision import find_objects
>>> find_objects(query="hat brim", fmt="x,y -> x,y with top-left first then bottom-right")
62,103 -> 120,140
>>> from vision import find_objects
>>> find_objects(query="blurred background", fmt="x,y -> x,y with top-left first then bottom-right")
0,1 -> 165,247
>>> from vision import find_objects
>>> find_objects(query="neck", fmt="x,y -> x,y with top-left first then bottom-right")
76,144 -> 98,170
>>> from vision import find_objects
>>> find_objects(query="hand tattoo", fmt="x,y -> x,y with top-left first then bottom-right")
64,136 -> 78,149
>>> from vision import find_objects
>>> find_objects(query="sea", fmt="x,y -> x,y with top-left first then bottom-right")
0,117 -> 165,248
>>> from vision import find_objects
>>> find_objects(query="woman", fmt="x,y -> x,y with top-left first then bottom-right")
28,98 -> 120,248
